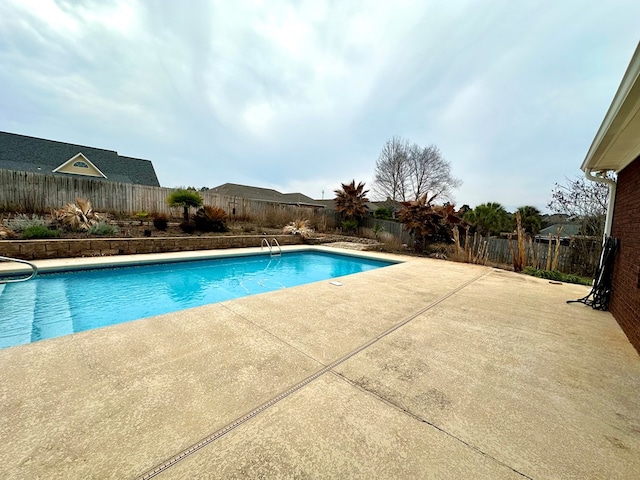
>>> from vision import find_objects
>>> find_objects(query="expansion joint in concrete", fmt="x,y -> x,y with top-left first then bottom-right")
333,371 -> 534,480
135,270 -> 492,480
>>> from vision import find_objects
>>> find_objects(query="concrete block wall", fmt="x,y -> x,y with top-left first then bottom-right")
0,235 -> 304,261
610,157 -> 640,354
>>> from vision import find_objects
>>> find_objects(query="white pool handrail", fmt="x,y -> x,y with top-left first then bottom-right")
270,238 -> 281,256
261,237 -> 272,254
0,256 -> 38,284
261,238 -> 281,256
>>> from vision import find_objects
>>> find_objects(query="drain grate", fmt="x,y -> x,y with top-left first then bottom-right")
136,270 -> 491,479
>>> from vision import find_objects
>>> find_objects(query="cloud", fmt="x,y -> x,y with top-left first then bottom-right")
1,0 -> 639,211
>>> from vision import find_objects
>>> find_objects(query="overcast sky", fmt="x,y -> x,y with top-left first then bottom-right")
1,1 -> 638,212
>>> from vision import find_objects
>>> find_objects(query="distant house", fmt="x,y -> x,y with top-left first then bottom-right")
367,200 -> 403,216
311,199 -> 337,209
210,183 -> 325,209
581,42 -> 640,353
0,131 -> 160,187
314,198 -> 400,217
542,213 -> 572,225
538,223 -> 581,239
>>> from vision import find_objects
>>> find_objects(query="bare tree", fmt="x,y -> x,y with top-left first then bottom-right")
373,137 -> 461,204
548,175 -> 611,277
407,144 -> 461,202
548,175 -> 609,219
373,136 -> 409,202
548,175 -> 609,236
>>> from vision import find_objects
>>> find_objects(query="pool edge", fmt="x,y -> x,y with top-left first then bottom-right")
0,245 -> 406,275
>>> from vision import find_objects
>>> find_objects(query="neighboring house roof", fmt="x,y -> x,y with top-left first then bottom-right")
313,200 -> 397,211
311,199 -> 337,209
0,131 -> 160,187
538,223 -> 581,238
541,213 -> 572,225
368,200 -> 403,210
210,183 -> 324,207
582,41 -> 640,173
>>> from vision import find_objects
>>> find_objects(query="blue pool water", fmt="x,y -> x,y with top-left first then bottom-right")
0,251 -> 393,349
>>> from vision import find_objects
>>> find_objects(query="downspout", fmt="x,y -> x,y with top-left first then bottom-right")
584,169 -> 617,243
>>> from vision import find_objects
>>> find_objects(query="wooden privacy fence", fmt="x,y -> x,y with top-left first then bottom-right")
483,237 -> 575,270
358,219 -> 579,273
359,217 -> 413,244
0,169 -> 325,222
458,235 -> 599,275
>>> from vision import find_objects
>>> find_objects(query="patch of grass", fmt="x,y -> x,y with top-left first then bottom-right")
87,221 -> 120,236
378,236 -> 408,253
283,219 -> 313,238
21,225 -> 60,239
522,266 -> 592,286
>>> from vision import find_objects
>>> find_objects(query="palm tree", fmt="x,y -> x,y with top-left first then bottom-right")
463,202 -> 512,236
397,194 -> 464,252
334,180 -> 369,223
516,206 -> 543,235
167,188 -> 203,221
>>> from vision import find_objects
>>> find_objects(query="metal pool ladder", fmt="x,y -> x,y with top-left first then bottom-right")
0,256 -> 38,284
261,238 -> 282,256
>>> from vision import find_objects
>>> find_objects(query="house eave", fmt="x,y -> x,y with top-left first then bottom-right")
581,41 -> 640,174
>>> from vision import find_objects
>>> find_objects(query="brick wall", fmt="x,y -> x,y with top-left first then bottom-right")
610,157 -> 640,354
0,235 -> 303,260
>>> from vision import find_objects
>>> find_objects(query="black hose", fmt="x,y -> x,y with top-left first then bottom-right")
567,236 -> 619,311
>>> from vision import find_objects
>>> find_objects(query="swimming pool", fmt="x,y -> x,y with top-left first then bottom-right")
0,250 -> 394,349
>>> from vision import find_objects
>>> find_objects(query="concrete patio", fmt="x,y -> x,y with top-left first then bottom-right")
0,247 -> 638,479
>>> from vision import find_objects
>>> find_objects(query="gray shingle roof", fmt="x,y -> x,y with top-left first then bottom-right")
210,183 -> 324,207
0,131 -> 160,187
538,223 -> 582,238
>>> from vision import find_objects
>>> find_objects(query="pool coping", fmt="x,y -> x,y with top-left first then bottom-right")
0,245 -> 407,276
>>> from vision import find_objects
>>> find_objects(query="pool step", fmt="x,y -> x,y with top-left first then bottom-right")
0,281 -> 37,348
32,279 -> 74,342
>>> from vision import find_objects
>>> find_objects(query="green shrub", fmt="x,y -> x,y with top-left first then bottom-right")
341,219 -> 358,233
21,225 -> 60,239
373,207 -> 392,220
153,214 -> 168,231
522,267 -> 592,286
87,221 -> 120,236
7,214 -> 47,232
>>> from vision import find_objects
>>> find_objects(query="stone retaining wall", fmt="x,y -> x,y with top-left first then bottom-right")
0,235 -> 304,260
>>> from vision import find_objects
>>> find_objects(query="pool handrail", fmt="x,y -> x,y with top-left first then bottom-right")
270,238 -> 281,256
0,256 -> 38,284
261,238 -> 282,256
261,237 -> 271,254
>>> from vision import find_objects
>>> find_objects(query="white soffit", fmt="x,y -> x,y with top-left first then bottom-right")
582,42 -> 640,173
